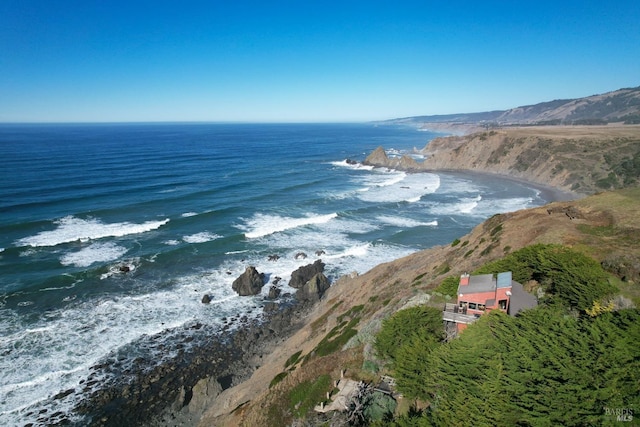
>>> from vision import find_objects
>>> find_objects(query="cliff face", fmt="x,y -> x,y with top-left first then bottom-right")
191,125 -> 640,426
364,125 -> 640,196
200,187 -> 640,426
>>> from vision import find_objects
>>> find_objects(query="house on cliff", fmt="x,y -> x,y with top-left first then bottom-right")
443,272 -> 537,339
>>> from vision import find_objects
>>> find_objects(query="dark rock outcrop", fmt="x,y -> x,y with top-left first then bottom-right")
296,273 -> 330,302
201,294 -> 212,304
75,298 -> 313,427
232,266 -> 265,296
267,286 -> 281,300
288,260 -> 325,289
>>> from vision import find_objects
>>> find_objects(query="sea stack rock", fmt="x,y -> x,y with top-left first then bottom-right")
363,146 -> 422,171
288,259 -> 325,289
232,266 -> 265,296
296,273 -> 330,302
363,146 -> 390,166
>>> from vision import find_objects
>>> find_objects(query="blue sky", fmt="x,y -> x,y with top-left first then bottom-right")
2,1 -> 639,122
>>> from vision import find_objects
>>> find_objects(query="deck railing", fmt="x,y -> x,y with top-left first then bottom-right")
443,303 -> 479,324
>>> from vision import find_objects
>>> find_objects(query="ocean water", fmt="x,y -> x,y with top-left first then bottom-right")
0,123 -> 548,425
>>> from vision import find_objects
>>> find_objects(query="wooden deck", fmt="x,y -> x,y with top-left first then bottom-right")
442,303 -> 479,324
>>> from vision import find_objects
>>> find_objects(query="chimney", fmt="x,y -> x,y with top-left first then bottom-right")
459,273 -> 470,286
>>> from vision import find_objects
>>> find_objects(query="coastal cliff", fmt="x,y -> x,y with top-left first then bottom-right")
199,188 -> 640,426
193,125 -> 640,426
364,125 -> 640,196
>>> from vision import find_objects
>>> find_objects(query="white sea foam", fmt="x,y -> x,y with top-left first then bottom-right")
99,258 -> 139,280
15,216 -> 170,248
225,250 -> 249,256
325,243 -> 370,259
181,212 -> 198,218
330,159 -> 374,170
40,281 -> 79,292
377,216 -> 438,228
474,196 -> 534,216
363,171 -> 407,188
19,249 -> 37,257
459,196 -> 481,214
60,242 -> 128,267
0,266 -> 261,426
240,212 -> 338,239
357,172 -> 440,203
163,239 -> 181,246
426,195 -> 482,216
182,232 -> 222,244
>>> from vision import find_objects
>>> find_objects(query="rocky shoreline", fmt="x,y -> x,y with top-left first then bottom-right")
63,261 -> 330,427
68,297 -> 314,427
65,128 -> 611,425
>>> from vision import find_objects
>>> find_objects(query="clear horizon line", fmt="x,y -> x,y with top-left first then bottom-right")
0,119 -> 390,125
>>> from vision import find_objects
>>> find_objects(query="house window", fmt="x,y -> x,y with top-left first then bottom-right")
499,299 -> 507,310
468,302 -> 477,310
477,304 -> 486,311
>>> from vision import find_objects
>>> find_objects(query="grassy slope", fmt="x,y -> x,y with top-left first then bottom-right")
199,131 -> 640,426
421,125 -> 640,195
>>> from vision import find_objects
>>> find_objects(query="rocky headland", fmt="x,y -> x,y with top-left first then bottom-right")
364,125 -> 640,197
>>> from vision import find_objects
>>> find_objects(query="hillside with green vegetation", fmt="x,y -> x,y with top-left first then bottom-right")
374,244 -> 638,426
200,186 -> 640,426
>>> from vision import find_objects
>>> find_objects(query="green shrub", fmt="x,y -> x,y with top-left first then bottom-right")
270,371 -> 288,388
433,276 -> 459,298
374,306 -> 444,363
476,244 -> 617,311
314,316 -> 360,357
415,308 -> 640,425
285,351 -> 303,369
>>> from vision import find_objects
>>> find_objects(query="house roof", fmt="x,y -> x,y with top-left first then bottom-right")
458,273 -> 497,294
508,281 -> 538,315
497,271 -> 512,288
458,272 -> 514,297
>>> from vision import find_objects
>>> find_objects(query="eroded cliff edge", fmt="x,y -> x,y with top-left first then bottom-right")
191,126 -> 640,426
364,125 -> 640,197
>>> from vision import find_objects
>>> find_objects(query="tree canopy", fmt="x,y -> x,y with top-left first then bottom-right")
375,245 -> 636,426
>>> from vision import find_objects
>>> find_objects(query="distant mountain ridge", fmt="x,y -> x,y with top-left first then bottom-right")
389,86 -> 640,126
